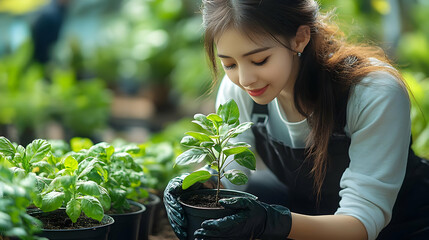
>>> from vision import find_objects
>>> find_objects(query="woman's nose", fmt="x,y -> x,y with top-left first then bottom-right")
238,66 -> 257,88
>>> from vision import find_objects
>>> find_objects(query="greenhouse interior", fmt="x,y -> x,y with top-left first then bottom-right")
0,0 -> 428,239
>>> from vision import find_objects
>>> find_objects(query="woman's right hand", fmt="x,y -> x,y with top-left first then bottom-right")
163,173 -> 192,240
163,166 -> 218,240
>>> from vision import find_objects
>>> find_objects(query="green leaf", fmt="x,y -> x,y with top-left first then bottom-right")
217,99 -> 240,125
77,181 -> 101,197
46,177 -> 62,192
0,212 -> 12,230
224,169 -> 248,185
234,149 -> 256,170
223,143 -> 250,156
25,139 -> 51,164
229,122 -> 253,138
213,144 -> 222,153
185,131 -> 212,142
81,196 -> 104,222
70,137 -> 94,152
64,155 -> 79,172
60,175 -> 76,190
182,170 -> 212,189
41,191 -> 65,212
92,142 -> 115,159
193,114 -> 214,132
98,186 -> 111,211
200,141 -> 215,148
123,145 -> 140,154
219,124 -> 230,137
0,136 -> 16,157
180,136 -> 200,147
77,157 -> 94,175
111,152 -> 133,164
207,113 -> 223,124
175,148 -> 208,166
66,198 -> 81,223
32,160 -> 55,174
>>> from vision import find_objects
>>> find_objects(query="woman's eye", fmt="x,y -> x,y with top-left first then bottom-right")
253,57 -> 269,66
223,64 -> 236,70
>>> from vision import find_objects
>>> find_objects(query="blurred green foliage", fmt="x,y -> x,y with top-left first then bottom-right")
319,0 -> 429,158
69,0 -> 211,101
0,40 -> 112,144
0,164 -> 44,240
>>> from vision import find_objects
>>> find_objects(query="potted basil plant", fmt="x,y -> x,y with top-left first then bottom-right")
79,141 -> 147,240
174,99 -> 257,239
0,136 -> 115,240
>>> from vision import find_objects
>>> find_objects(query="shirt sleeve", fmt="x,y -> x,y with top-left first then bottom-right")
215,75 -> 256,191
335,72 -> 411,240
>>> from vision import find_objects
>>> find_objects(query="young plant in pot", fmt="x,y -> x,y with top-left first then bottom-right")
83,141 -> 146,240
34,153 -> 114,240
0,136 -> 114,240
173,99 -> 257,239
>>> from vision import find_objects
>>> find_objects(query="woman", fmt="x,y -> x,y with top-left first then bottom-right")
164,0 -> 429,239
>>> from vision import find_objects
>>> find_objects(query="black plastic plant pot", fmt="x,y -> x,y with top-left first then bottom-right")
31,209 -> 115,240
139,193 -> 161,240
178,189 -> 258,240
108,200 -> 146,240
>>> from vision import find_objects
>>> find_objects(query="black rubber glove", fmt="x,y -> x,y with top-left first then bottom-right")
163,173 -> 191,240
193,196 -> 292,240
164,166 -> 218,240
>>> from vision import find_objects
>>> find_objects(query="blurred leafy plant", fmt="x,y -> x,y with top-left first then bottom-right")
0,164 -> 45,240
0,40 -> 112,144
77,0 -> 211,100
404,72 -> 429,159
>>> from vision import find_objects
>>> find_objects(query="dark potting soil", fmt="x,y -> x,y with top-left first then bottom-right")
33,211 -> 106,230
182,193 -> 224,208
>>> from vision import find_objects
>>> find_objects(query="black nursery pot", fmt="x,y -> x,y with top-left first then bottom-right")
139,193 -> 161,240
32,209 -> 115,240
178,189 -> 257,240
108,200 -> 146,240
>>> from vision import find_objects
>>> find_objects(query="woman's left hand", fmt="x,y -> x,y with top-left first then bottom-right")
194,197 -> 292,239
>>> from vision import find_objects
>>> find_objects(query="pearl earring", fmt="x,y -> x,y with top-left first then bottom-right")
297,52 -> 302,57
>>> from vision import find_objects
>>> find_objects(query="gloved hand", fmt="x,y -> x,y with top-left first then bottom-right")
163,166 -> 218,240
194,197 -> 292,240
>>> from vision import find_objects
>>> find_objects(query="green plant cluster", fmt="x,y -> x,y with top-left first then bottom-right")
0,165 -> 45,240
0,137 -> 137,226
71,0 -> 211,100
0,132 -> 192,235
0,40 -> 112,144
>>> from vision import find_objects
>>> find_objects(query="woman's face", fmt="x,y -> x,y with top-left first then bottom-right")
216,28 -> 298,105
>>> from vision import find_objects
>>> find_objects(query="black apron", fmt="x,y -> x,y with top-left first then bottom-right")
250,102 -> 429,239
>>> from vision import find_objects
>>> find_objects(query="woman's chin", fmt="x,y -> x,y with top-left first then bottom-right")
250,96 -> 273,105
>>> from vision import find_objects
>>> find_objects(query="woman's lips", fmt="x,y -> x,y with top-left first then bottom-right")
247,86 -> 268,96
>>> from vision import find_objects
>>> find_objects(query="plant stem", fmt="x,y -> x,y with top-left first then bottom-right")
216,166 -> 221,205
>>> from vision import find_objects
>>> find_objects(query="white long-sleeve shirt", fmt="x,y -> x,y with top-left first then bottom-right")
216,71 -> 411,240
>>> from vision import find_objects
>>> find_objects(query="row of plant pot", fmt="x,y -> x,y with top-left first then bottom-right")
0,136 -> 162,240
31,196 -> 161,240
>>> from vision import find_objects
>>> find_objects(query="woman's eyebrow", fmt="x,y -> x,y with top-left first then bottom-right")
217,47 -> 272,58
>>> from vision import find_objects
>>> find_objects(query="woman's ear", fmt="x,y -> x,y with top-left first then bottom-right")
292,25 -> 311,54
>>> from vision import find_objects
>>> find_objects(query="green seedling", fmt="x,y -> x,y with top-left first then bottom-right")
175,99 -> 256,203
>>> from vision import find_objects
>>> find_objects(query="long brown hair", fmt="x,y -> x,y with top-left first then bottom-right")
201,0 -> 406,199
